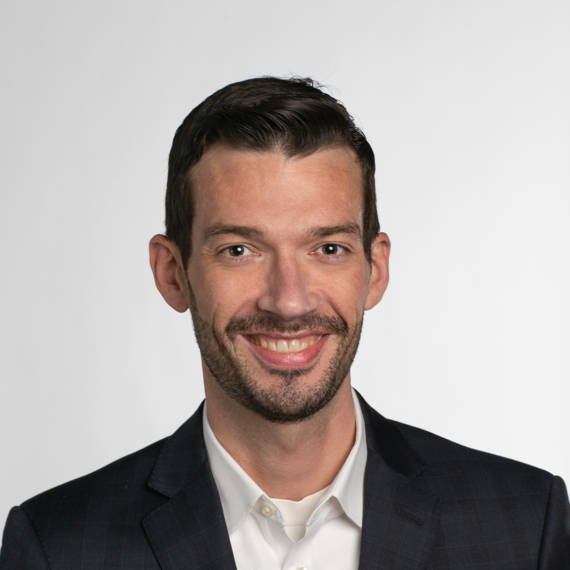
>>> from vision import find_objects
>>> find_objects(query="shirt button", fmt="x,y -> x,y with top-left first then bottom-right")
261,503 -> 275,517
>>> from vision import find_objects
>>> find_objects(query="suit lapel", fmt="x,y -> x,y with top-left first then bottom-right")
143,403 -> 237,570
142,395 -> 441,570
358,394 -> 442,570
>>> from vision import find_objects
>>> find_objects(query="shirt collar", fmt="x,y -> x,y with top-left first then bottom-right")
320,388 -> 367,528
203,388 -> 367,535
203,403 -> 263,534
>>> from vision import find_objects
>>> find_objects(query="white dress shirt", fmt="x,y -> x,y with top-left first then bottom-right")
203,390 -> 367,570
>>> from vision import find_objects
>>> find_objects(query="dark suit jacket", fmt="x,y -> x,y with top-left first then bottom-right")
1,394 -> 569,569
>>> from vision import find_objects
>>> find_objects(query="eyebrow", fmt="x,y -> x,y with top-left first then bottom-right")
309,223 -> 362,241
203,224 -> 265,241
203,222 -> 363,243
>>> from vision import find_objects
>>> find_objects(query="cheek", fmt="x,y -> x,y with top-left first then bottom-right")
315,268 -> 370,318
197,267 -> 261,321
326,266 -> 369,296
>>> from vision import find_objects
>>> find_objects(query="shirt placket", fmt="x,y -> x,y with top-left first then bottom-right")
280,502 -> 331,570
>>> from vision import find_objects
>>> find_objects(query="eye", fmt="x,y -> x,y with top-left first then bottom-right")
318,243 -> 346,256
222,244 -> 254,257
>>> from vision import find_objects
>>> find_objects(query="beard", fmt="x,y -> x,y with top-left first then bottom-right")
187,284 -> 364,424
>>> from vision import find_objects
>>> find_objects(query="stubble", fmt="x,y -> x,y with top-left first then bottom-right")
187,282 -> 363,423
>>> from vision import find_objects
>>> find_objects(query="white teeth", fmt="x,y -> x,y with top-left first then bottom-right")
251,335 -> 322,353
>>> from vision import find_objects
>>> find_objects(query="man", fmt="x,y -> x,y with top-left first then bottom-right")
1,77 -> 569,569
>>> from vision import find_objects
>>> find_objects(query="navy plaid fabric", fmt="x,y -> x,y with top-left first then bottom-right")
1,395 -> 569,569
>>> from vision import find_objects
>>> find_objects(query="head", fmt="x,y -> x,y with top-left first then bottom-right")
165,77 -> 379,269
150,77 -> 390,424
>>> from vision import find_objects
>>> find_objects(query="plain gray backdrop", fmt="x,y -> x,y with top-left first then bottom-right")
1,0 -> 569,531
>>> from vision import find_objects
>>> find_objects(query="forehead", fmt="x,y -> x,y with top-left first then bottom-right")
190,146 -> 363,233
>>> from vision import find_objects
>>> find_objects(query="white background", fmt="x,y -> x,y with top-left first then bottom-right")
1,0 -> 569,531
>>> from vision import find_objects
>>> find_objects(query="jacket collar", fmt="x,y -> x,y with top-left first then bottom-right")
357,392 -> 443,570
144,395 -> 442,570
147,402 -> 209,497
358,391 -> 426,480
143,402 -> 238,570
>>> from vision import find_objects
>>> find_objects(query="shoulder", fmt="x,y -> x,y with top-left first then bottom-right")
361,404 -> 570,561
1,438 -> 172,569
17,402 -> 208,530
358,393 -> 557,498
2,406 -> 210,569
19,437 -> 169,533
394,415 -> 552,477
392,417 -> 555,489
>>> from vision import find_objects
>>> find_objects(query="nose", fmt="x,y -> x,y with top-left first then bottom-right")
256,253 -> 319,320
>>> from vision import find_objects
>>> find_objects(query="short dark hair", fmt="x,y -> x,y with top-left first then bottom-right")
165,76 -> 380,267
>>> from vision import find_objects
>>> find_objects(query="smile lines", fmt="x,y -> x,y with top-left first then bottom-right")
248,335 -> 323,353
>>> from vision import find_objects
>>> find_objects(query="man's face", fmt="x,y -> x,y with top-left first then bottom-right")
185,145 -> 385,423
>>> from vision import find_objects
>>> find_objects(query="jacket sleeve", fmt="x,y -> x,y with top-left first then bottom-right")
537,475 -> 570,569
0,507 -> 50,570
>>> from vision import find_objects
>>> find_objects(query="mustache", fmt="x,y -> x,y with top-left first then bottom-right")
225,313 -> 349,339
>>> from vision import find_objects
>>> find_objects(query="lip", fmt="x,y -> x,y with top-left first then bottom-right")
245,330 -> 330,340
244,334 -> 329,368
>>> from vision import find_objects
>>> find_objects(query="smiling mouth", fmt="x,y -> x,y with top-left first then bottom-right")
247,334 -> 323,353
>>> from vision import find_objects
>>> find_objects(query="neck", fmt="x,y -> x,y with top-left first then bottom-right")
204,368 -> 356,501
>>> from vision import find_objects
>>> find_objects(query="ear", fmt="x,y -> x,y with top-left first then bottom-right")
149,235 -> 190,313
365,232 -> 391,311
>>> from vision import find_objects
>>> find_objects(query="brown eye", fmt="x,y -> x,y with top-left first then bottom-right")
223,245 -> 255,258
322,244 -> 339,255
228,245 -> 246,256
